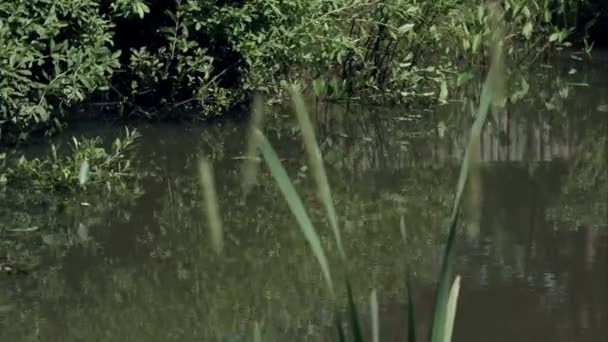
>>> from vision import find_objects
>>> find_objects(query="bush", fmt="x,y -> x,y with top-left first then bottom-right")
0,0 -> 119,142
0,0 -> 592,144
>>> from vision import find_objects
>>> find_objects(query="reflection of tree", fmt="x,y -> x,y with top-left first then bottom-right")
1,119 -> 458,340
2,63 -> 606,340
455,164 -> 607,342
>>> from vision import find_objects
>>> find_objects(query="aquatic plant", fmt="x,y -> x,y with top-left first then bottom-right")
8,127 -> 140,191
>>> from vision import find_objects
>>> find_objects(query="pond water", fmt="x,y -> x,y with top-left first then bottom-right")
1,53 -> 607,341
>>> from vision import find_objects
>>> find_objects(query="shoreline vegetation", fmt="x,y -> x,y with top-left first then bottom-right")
0,2 -> 606,339
0,0 -> 605,145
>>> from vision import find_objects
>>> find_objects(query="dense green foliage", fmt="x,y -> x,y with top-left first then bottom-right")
0,0 -> 599,143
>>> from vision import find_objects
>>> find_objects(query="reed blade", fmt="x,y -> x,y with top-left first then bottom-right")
242,94 -> 266,196
290,87 -> 346,260
430,16 -> 504,342
253,321 -> 262,342
198,158 -> 224,255
346,280 -> 363,342
370,289 -> 379,342
255,130 -> 335,298
442,276 -> 461,342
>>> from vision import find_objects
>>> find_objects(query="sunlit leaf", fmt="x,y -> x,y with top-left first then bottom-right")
522,22 -> 533,39
79,159 -> 90,185
398,24 -> 415,34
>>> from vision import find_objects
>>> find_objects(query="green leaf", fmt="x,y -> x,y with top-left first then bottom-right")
370,289 -> 379,342
522,22 -> 533,39
6,226 -> 39,233
442,276 -> 461,342
398,24 -> 415,34
472,34 -> 482,54
253,322 -> 262,342
255,130 -> 335,298
134,2 -> 149,19
439,81 -> 449,102
429,215 -> 458,342
430,17 -> 503,342
549,33 -> 559,42
457,72 -> 474,87
198,159 -> 224,255
291,88 -> 345,260
312,78 -> 326,98
78,159 -> 90,185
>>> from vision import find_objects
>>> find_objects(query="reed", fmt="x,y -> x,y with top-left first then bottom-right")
248,8 -> 504,340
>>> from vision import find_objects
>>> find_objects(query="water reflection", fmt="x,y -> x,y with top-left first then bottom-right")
1,57 -> 607,341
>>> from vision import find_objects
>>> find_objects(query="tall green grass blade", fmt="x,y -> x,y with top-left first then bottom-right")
442,276 -> 461,342
253,321 -> 262,342
242,94 -> 265,196
406,274 -> 417,342
450,39 -> 503,222
429,207 -> 459,342
198,158 -> 224,254
346,280 -> 363,342
255,130 -> 335,298
430,17 -> 504,342
370,289 -> 379,342
290,87 -> 346,260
